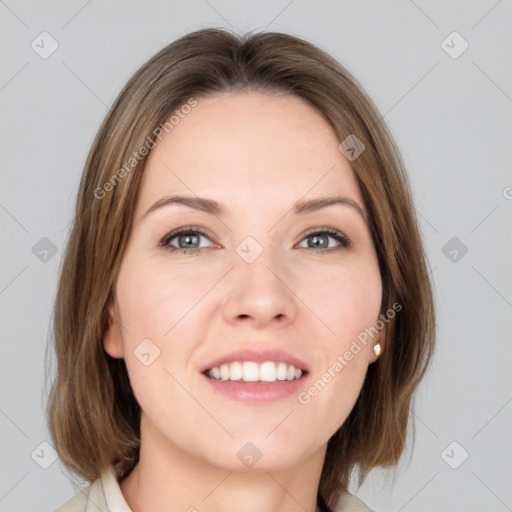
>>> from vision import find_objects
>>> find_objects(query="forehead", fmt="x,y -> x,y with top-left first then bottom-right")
137,91 -> 364,217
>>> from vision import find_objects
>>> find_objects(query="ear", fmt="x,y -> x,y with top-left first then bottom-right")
103,299 -> 125,359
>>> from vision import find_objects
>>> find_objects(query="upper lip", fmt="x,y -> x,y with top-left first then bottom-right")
200,348 -> 310,374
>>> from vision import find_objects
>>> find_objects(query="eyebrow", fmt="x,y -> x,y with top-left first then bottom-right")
143,194 -> 366,221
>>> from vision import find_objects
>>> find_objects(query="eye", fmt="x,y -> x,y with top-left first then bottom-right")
297,228 -> 351,254
159,226 -> 351,255
160,226 -> 214,254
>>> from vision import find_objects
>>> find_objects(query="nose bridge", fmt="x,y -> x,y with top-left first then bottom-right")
221,235 -> 297,326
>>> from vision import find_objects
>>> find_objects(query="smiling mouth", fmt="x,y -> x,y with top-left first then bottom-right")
203,361 -> 308,383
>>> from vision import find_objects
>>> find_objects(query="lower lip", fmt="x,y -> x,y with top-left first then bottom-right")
202,373 -> 309,403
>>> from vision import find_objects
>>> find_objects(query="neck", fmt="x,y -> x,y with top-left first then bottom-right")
120,414 -> 327,512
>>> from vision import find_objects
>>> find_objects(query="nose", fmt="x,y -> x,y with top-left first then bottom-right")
221,250 -> 298,329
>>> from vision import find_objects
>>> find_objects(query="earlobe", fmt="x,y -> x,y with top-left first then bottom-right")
103,301 -> 124,359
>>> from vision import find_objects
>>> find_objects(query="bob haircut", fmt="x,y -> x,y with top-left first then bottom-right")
47,27 -> 435,509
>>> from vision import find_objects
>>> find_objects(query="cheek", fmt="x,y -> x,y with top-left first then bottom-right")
301,260 -> 382,343
114,257 -> 209,414
116,257 -> 208,338
297,272 -> 378,434
297,259 -> 381,408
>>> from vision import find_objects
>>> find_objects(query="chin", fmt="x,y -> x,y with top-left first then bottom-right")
211,451 -> 302,473
202,436 -> 317,474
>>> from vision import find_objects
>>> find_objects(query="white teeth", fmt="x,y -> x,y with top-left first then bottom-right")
242,361 -> 260,382
276,362 -> 288,380
229,361 -> 242,380
220,364 -> 230,381
259,362 -> 277,382
206,361 -> 304,382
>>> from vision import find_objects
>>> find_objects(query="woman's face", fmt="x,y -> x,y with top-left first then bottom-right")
105,91 -> 383,472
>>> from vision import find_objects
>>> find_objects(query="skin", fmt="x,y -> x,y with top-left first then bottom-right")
104,91 -> 385,512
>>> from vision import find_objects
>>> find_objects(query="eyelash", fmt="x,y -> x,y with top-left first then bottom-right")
159,226 -> 351,255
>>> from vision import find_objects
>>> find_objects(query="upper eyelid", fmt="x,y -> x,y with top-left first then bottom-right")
160,226 -> 212,246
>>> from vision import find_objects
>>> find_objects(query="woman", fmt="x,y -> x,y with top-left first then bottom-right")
48,28 -> 435,512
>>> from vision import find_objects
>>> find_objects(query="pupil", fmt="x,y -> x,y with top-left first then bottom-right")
310,235 -> 327,248
179,234 -> 198,248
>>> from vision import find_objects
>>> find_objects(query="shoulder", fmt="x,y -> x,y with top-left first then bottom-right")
54,467 -> 132,512
54,479 -> 102,512
333,492 -> 374,512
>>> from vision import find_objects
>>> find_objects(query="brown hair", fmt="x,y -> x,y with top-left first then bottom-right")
46,27 -> 435,508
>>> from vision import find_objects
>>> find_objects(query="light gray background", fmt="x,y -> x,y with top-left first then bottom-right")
1,1 -> 511,511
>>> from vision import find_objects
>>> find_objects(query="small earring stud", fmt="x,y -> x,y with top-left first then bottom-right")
373,343 -> 381,357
